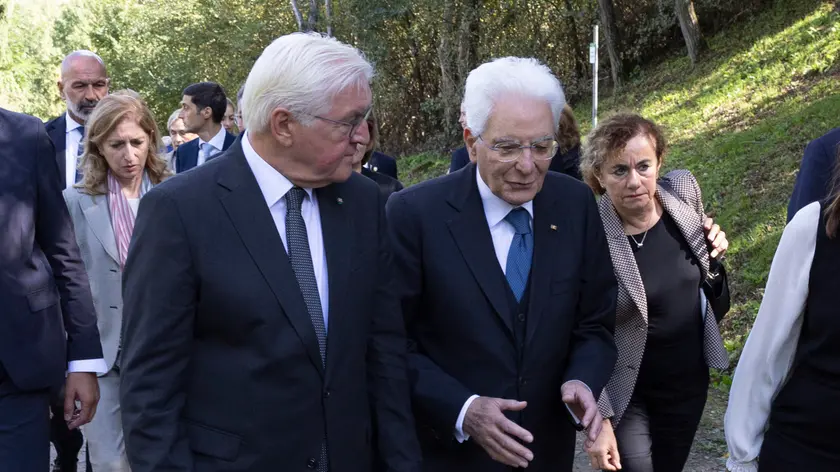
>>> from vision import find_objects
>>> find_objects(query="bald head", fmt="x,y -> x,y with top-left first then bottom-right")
58,50 -> 109,123
60,51 -> 107,80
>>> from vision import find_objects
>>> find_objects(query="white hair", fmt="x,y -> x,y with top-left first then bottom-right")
167,109 -> 181,131
463,57 -> 565,136
242,32 -> 374,134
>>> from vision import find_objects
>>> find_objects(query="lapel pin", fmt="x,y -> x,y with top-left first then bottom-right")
337,197 -> 344,205
550,224 -> 557,231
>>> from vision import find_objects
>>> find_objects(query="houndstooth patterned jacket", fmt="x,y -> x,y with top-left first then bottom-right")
596,169 -> 729,426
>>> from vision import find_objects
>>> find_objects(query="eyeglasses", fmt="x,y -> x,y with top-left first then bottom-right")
301,106 -> 373,139
477,135 -> 558,163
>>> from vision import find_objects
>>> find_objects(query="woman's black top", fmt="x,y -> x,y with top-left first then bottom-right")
629,212 -> 707,394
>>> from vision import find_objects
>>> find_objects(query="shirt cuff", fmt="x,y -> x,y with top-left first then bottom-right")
562,380 -> 592,425
454,394 -> 480,443
68,359 -> 108,375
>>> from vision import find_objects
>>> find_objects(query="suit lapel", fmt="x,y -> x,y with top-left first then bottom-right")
46,116 -> 66,182
656,184 -> 711,280
525,191 -> 560,342
316,184 -> 353,379
598,196 -> 648,323
447,165 -> 515,336
80,193 -> 120,264
217,150 -> 324,376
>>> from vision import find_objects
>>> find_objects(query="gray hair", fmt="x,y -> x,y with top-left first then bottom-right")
167,109 -> 181,131
242,32 -> 374,134
463,57 -> 565,136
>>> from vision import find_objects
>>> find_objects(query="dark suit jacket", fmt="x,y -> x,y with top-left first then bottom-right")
362,167 -> 404,200
173,129 -> 236,173
368,151 -> 398,179
120,142 -> 421,472
548,144 -> 582,181
0,108 -> 102,391
45,114 -> 69,188
788,127 -> 840,222
386,163 -> 618,472
449,146 -> 470,174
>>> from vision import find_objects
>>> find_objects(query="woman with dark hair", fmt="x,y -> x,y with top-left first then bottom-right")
63,90 -> 170,470
548,104 -> 582,180
353,111 -> 403,198
580,112 -> 731,472
725,148 -> 840,471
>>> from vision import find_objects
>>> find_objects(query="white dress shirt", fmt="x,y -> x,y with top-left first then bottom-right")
242,132 -> 330,330
724,202 -> 820,472
65,113 -> 85,189
197,127 -> 228,166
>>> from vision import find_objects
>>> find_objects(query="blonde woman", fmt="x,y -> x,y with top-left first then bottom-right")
63,91 -> 170,471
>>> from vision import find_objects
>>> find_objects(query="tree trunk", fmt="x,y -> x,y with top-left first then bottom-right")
456,0 -> 479,96
597,0 -> 623,88
437,0 -> 459,142
290,0 -> 304,31
307,0 -> 318,32
675,0 -> 703,65
563,0 -> 587,81
324,0 -> 332,36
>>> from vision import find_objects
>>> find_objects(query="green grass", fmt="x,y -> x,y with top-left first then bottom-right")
398,0 -> 840,383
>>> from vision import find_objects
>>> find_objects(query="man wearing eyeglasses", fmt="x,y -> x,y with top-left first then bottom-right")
386,57 -> 618,472
119,33 -> 421,472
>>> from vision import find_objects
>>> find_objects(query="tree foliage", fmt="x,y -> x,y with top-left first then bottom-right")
0,0 -> 778,154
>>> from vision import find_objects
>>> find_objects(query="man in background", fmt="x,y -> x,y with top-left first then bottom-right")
43,50 -> 109,472
173,82 -> 236,173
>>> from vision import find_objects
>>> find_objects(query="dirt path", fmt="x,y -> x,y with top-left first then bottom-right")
573,388 -> 729,471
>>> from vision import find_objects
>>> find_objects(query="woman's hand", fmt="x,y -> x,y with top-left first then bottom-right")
585,418 -> 621,471
704,217 -> 729,259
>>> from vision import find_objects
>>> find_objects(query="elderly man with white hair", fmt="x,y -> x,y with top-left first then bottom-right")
386,57 -> 618,472
119,33 -> 422,472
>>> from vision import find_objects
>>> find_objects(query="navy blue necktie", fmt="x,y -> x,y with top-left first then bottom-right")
505,207 -> 533,302
75,126 -> 85,183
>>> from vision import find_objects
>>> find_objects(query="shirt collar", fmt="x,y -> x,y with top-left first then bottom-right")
65,112 -> 83,133
200,126 -> 227,151
242,132 -> 314,208
476,165 -> 534,229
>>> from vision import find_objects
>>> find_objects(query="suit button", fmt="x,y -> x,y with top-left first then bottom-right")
307,458 -> 317,469
323,389 -> 331,399
517,313 -> 526,322
519,377 -> 527,386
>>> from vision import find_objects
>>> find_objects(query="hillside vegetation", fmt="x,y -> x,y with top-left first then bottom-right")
400,0 -> 840,383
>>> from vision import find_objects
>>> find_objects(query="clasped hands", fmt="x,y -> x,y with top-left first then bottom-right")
463,381 -> 601,468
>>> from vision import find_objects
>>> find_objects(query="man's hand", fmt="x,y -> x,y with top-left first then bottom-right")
585,418 -> 621,471
463,396 -> 534,468
561,381 -> 602,443
64,372 -> 100,430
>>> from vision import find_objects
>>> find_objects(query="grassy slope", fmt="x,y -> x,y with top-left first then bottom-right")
399,0 -> 840,384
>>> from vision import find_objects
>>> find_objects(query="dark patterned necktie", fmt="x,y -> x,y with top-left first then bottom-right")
75,126 -> 85,183
284,186 -> 329,472
505,207 -> 533,302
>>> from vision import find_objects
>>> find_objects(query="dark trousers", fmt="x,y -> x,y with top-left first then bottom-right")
0,361 -> 51,471
612,375 -> 708,472
50,391 -> 84,471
